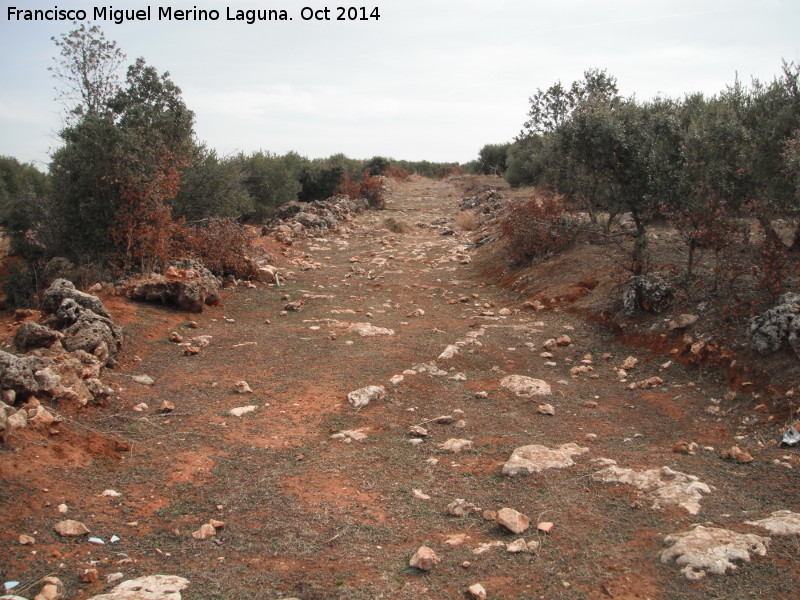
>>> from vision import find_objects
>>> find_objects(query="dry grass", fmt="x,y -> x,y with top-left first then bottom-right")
383,217 -> 412,234
455,210 -> 478,231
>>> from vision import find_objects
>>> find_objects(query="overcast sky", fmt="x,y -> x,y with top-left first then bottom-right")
1,0 -> 799,169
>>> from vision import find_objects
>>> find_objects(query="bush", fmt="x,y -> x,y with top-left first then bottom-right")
455,211 -> 478,231
338,171 -> 385,209
500,191 -> 579,265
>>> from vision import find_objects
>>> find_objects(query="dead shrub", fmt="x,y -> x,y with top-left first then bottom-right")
455,211 -> 478,231
179,218 -> 257,280
500,191 -> 579,266
338,170 -> 385,209
383,217 -> 411,234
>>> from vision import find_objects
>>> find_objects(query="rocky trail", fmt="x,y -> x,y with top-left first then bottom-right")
1,177 -> 799,600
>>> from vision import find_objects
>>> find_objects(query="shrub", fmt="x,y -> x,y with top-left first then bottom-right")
500,191 -> 578,265
455,211 -> 478,231
338,170 -> 385,209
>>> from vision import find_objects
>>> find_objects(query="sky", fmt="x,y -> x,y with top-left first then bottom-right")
1,0 -> 799,169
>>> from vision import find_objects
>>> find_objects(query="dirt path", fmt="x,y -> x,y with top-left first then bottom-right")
2,177 -> 799,600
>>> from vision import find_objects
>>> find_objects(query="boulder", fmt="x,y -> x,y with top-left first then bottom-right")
13,322 -> 63,353
347,385 -> 386,409
42,279 -> 110,319
747,292 -> 800,356
502,443 -> 589,476
622,274 -> 674,316
130,260 -> 221,313
500,375 -> 551,397
409,546 -> 440,571
496,507 -> 530,534
0,350 -> 42,397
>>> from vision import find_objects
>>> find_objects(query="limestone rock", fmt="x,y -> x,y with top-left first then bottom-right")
86,575 -> 189,600
438,345 -> 460,360
347,385 -> 386,409
669,314 -> 699,330
745,510 -> 800,535
592,463 -> 711,514
234,381 -> 253,394
622,274 -> 674,316
409,546 -> 440,571
14,322 -> 63,353
660,525 -> 768,580
748,292 -> 800,355
467,583 -> 487,600
129,260 -> 220,313
500,375 -> 551,397
347,322 -> 395,337
438,438 -> 473,452
54,520 -> 90,536
502,443 -> 588,476
229,405 -> 257,417
447,498 -> 478,517
191,523 -> 216,540
132,375 -> 155,386
42,279 -> 110,319
537,403 -> 555,416
496,507 -> 530,534
33,577 -> 64,600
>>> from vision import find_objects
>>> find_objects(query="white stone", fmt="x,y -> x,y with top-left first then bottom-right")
53,520 -> 90,536
229,405 -> 257,417
593,464 -> 711,515
500,375 -> 551,397
660,526 -> 768,580
234,381 -> 253,394
746,510 -> 800,535
348,323 -> 395,337
438,345 -> 460,360
347,385 -> 386,409
132,375 -> 155,386
438,438 -> 473,453
468,583 -> 487,599
502,443 -> 589,476
86,575 -> 190,600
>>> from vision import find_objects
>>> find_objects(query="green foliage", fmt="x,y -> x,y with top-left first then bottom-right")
236,151 -> 303,221
0,156 -> 50,257
475,143 -> 510,175
297,163 -> 344,202
364,156 -> 391,176
171,145 -> 253,221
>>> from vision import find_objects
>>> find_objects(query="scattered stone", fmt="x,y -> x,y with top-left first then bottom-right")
132,403 -> 148,412
669,314 -> 699,330
184,346 -> 200,356
496,507 -> 530,534
745,510 -> 800,535
13,322 -> 63,353
472,541 -> 505,555
412,489 -> 431,500
623,273 -> 674,316
438,438 -> 473,452
407,425 -> 429,437
82,569 -> 99,583
160,400 -> 175,413
721,446 -> 754,463
673,441 -> 699,455
18,534 -> 35,545
475,391 -> 489,399
101,489 -> 122,498
537,403 -> 555,416
434,415 -> 455,424
592,462 -> 711,514
747,292 -> 800,355
660,525 -> 768,580
438,345 -> 460,360
54,520 -> 89,536
447,498 -> 478,517
620,356 -> 638,370
229,405 -> 257,417
192,523 -> 217,540
467,583 -> 487,600
389,374 -> 404,385
234,381 -> 253,394
629,376 -> 663,390
502,443 -> 589,476
132,375 -> 154,386
330,429 -> 368,442
556,334 -> 571,346
537,522 -> 555,534
409,546 -> 440,571
86,575 -> 189,600
347,323 -> 395,337
347,385 -> 386,409
33,576 -> 63,600
500,375 -> 551,397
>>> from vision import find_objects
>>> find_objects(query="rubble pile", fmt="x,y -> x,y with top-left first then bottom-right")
267,195 -> 369,244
